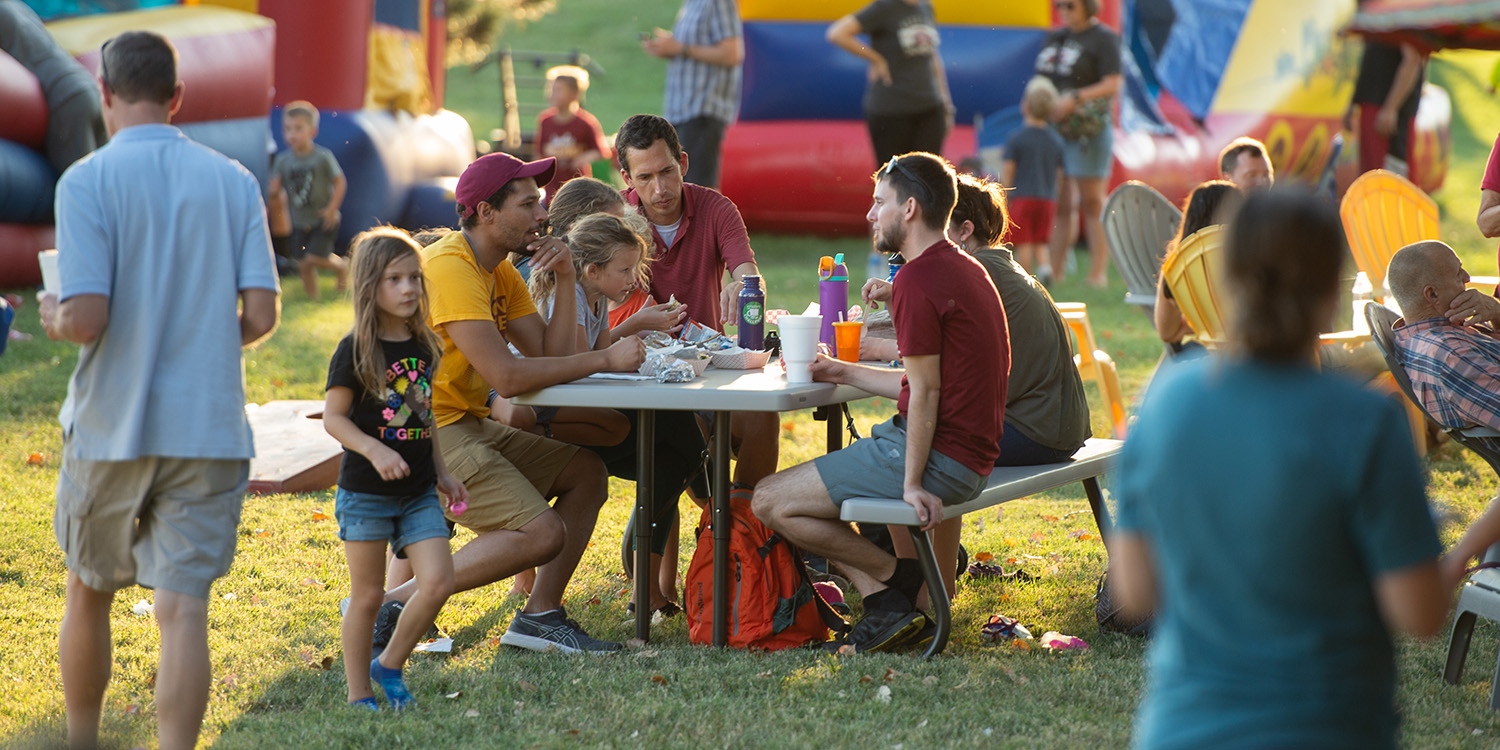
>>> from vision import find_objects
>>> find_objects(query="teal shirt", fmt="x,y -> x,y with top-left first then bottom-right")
1115,358 -> 1440,749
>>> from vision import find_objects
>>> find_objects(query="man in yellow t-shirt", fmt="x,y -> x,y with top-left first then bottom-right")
383,152 -> 645,654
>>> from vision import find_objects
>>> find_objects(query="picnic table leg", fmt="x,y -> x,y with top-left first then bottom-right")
1084,476 -> 1111,542
908,527 -> 949,659
814,405 -> 842,453
711,411 -> 732,647
635,410 -> 655,642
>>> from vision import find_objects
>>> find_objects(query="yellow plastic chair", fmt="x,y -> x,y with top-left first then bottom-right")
1055,302 -> 1128,439
1337,169 -> 1497,294
1159,224 -> 1230,346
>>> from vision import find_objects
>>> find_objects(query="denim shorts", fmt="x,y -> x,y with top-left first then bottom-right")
335,486 -> 449,555
1062,124 -> 1114,180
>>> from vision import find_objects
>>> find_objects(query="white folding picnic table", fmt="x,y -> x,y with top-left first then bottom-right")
513,365 -> 876,645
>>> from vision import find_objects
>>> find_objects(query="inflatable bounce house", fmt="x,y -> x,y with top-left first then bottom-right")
0,0 -> 474,288
722,0 -> 1450,236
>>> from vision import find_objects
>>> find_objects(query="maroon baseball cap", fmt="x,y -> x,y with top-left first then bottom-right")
455,153 -> 556,219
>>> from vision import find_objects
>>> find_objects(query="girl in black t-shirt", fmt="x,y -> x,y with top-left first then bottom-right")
324,227 -> 466,710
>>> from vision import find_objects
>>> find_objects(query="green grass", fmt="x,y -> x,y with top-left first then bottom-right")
6,7 -> 1500,746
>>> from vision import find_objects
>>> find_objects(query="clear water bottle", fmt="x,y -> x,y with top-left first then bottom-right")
1351,271 -> 1373,335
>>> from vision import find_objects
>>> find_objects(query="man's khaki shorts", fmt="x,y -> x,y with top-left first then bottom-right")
55,455 -> 248,599
437,415 -> 579,533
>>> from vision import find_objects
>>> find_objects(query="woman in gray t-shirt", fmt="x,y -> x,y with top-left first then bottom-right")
1033,0 -> 1121,288
828,0 -> 953,166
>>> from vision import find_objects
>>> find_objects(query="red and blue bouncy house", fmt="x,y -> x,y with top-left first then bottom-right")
0,0 -> 474,287
720,0 -> 1059,236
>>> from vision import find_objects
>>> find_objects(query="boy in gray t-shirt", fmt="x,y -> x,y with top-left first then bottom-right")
269,100 -> 347,298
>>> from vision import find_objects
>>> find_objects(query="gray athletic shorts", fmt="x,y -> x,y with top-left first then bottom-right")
811,415 -> 985,507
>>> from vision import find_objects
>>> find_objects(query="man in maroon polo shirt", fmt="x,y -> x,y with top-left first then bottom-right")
616,113 -> 779,490
752,152 -> 1009,654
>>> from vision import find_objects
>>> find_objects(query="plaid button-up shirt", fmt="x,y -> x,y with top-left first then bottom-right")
1393,317 -> 1500,447
663,0 -> 742,124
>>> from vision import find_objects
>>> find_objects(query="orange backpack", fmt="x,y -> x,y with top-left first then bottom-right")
684,495 -> 849,650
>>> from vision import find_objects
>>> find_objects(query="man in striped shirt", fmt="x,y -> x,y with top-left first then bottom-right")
1388,241 -> 1500,441
641,0 -> 743,189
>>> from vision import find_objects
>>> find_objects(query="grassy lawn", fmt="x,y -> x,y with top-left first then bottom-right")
5,2 -> 1500,745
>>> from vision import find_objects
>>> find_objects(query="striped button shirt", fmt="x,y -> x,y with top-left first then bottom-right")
664,0 -> 742,124
1393,317 -> 1500,451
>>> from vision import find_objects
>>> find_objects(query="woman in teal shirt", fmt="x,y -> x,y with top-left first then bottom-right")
1110,188 -> 1451,749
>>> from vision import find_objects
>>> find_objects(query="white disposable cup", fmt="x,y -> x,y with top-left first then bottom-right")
778,315 -> 821,383
784,360 -> 814,384
38,250 -> 60,295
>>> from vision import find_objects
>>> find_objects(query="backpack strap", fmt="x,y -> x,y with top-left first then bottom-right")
764,533 -> 850,634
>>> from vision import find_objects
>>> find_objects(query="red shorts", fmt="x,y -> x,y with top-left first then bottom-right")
1007,197 -> 1055,245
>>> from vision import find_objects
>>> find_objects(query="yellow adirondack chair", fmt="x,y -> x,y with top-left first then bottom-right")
1337,169 -> 1498,295
1159,224 -> 1230,346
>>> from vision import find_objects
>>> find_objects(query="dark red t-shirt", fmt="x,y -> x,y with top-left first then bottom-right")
892,240 -> 1009,475
624,183 -> 756,330
535,107 -> 610,203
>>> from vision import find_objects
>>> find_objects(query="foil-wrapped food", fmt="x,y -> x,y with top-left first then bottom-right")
639,349 -> 709,382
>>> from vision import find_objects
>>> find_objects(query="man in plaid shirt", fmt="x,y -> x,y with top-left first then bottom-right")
1388,241 -> 1500,438
1388,240 -> 1500,589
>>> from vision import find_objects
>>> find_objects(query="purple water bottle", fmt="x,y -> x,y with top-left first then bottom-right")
738,275 -> 765,350
819,253 -> 848,356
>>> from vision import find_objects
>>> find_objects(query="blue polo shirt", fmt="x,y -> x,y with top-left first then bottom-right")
55,123 -> 279,461
1115,357 -> 1440,749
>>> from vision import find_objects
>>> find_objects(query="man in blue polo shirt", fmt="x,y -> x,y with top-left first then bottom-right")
39,31 -> 279,750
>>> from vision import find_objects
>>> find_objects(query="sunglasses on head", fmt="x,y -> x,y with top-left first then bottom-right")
98,37 -> 112,88
882,156 -> 932,205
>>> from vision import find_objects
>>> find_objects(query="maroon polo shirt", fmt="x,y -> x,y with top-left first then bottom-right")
892,240 -> 1009,475
624,183 -> 756,330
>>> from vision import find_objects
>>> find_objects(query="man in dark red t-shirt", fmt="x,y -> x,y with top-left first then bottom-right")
753,152 -> 1009,654
616,114 -> 778,490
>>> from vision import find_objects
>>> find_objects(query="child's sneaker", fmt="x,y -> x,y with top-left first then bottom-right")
370,658 -> 414,709
498,608 -> 623,654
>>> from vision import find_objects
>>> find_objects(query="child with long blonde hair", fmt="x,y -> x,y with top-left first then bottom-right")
530,212 -> 707,615
324,227 -> 464,710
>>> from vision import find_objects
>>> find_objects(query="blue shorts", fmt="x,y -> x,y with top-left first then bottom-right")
335,486 -> 449,555
1062,125 -> 1114,180
811,415 -> 985,507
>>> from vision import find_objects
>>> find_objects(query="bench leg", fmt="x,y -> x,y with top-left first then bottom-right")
907,527 -> 950,659
1446,609 -> 1476,686
1083,476 -> 1111,543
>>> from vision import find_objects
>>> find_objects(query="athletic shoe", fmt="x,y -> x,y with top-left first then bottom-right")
498,608 -> 623,654
842,609 -> 927,654
370,600 -> 404,658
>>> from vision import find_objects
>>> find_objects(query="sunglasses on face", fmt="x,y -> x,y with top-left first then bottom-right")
1055,2 -> 1077,9
882,156 -> 932,205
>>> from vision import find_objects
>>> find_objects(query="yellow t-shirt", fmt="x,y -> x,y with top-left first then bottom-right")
421,231 -> 538,427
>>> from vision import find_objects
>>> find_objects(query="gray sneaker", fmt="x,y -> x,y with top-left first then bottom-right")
498,608 -> 623,654
371,600 -> 404,658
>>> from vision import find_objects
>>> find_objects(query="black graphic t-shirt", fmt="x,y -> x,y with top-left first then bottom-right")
1034,23 -> 1121,94
326,334 -> 437,496
854,0 -> 944,117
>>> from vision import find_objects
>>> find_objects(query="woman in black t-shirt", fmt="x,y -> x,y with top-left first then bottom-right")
828,0 -> 954,166
1034,0 -> 1122,288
